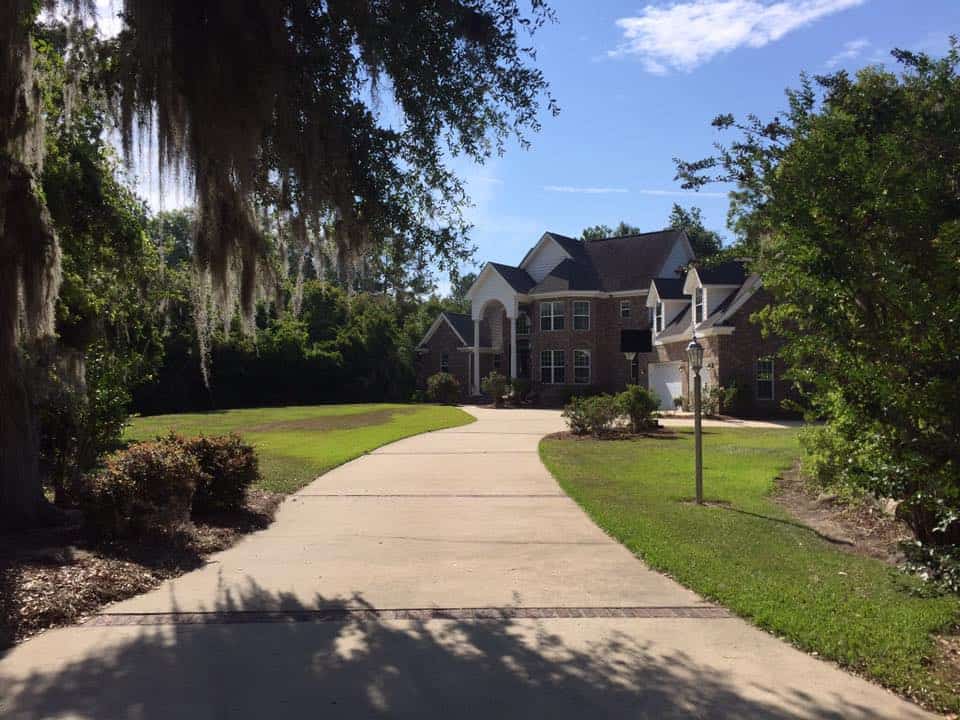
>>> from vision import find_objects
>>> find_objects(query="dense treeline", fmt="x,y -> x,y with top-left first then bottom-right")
133,220 -> 470,414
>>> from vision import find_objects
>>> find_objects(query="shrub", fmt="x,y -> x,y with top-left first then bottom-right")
171,433 -> 260,514
704,383 -> 741,416
426,372 -> 460,404
617,385 -> 659,433
673,396 -> 685,411
563,394 -> 619,437
510,377 -> 531,404
83,439 -> 200,542
481,371 -> 508,407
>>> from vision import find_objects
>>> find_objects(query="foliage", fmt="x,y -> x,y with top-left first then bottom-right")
703,383 -> 740,417
82,439 -> 199,542
481,371 -> 508,407
562,395 -> 619,437
677,44 -> 960,548
581,221 -> 641,240
29,27 -> 167,506
617,385 -> 659,432
510,377 -> 531,404
902,541 -> 960,595
541,428 -> 960,712
169,434 -> 260,514
426,372 -> 461,405
667,204 -> 722,257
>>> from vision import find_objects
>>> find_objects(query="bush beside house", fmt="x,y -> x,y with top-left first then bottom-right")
426,372 -> 461,404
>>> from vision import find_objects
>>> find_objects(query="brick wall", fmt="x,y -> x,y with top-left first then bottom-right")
415,321 -> 471,398
528,295 -> 650,405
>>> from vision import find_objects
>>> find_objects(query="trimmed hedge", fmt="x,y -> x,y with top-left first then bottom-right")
426,372 -> 460,404
171,433 -> 260,514
84,439 -> 199,541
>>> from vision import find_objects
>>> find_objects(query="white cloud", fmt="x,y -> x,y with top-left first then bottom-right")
609,0 -> 866,74
825,37 -> 870,68
544,185 -> 629,194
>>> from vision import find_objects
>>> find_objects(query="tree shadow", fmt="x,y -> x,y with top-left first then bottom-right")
713,504 -> 856,547
0,581 -> 889,719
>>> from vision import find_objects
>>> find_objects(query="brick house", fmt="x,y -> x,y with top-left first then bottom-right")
416,229 -> 791,416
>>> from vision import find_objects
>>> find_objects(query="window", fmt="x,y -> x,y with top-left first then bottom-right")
694,287 -> 705,324
493,353 -> 502,372
516,312 -> 530,336
573,350 -> 591,384
540,350 -> 565,384
573,301 -> 590,330
620,300 -> 631,319
654,301 -> 664,332
440,352 -> 449,373
540,301 -> 564,331
756,357 -> 775,400
631,354 -> 641,381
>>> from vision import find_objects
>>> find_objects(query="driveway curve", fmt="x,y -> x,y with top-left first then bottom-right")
0,407 -> 935,719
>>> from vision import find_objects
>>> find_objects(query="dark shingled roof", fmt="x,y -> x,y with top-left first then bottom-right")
651,277 -> 686,300
489,262 -> 536,293
696,260 -> 748,286
529,258 -> 603,294
441,312 -> 475,345
520,229 -> 689,294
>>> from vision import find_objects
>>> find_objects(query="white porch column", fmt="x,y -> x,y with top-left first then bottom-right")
473,319 -> 481,395
509,315 -> 517,379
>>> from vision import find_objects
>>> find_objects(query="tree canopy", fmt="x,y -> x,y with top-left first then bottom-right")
1,0 -> 557,526
677,44 -> 960,549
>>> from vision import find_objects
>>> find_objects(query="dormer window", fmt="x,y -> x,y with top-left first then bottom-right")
694,287 -> 705,324
654,301 -> 664,332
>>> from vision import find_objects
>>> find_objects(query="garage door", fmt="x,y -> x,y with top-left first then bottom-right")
648,362 -> 683,411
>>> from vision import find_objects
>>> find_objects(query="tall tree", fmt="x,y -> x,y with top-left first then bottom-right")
581,221 -> 641,240
667,204 -> 722,257
1,0 -> 556,526
676,45 -> 960,546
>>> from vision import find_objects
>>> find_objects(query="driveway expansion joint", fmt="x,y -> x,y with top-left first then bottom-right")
85,605 -> 734,626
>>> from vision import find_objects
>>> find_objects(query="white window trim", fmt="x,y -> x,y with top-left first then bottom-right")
573,349 -> 591,384
573,301 -> 590,331
540,349 -> 565,384
654,301 -> 664,332
756,357 -> 775,401
619,300 -> 631,319
694,286 -> 706,324
540,301 -> 564,331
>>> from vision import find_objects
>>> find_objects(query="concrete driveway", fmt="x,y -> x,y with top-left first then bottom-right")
0,407 -> 935,719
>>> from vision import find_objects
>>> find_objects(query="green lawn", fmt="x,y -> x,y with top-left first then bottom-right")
541,428 -> 960,712
126,403 -> 474,493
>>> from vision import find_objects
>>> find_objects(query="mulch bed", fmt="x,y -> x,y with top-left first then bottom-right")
771,464 -> 911,565
544,426 -> 680,442
0,490 -> 281,649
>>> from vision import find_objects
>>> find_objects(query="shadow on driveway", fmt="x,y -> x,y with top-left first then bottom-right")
1,580 -> 885,719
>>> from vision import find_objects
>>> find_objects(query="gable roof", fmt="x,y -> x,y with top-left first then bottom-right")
529,258 -> 603,293
650,277 -> 687,300
694,260 -> 748,286
418,311 -> 487,348
441,312 -> 474,345
489,262 -> 536,293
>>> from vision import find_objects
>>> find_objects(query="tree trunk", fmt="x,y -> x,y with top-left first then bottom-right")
0,352 -> 46,530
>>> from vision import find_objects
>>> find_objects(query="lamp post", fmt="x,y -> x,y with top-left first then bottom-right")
686,334 -> 704,505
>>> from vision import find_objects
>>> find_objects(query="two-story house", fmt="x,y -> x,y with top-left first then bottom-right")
416,229 -> 792,416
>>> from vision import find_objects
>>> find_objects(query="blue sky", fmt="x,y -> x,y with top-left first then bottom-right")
97,0 -> 959,286
451,0 -> 958,278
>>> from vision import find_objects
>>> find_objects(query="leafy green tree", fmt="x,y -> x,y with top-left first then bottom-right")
677,45 -> 960,546
581,221 -> 641,241
2,0 -> 556,525
448,271 -> 478,312
667,204 -> 722,257
34,27 -> 166,505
